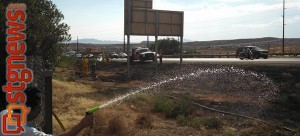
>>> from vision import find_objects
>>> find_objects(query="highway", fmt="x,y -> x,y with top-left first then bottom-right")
111,57 -> 300,65
163,58 -> 300,64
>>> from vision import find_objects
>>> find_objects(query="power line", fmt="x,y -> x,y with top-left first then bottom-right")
283,0 -> 285,53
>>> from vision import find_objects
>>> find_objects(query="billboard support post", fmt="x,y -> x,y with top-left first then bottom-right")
180,36 -> 183,64
127,0 -> 131,78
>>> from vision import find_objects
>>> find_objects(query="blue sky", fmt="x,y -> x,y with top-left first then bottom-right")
51,0 -> 300,42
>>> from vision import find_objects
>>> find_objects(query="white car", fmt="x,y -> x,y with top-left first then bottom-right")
88,54 -> 94,58
75,53 -> 81,58
118,52 -> 127,58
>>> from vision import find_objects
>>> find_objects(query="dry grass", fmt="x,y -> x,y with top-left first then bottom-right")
52,78 -> 139,135
136,114 -> 153,129
52,79 -> 100,135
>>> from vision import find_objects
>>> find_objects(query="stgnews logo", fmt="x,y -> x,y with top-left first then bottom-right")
1,3 -> 33,135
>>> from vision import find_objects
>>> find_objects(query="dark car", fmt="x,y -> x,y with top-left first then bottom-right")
108,52 -> 118,59
236,46 -> 268,59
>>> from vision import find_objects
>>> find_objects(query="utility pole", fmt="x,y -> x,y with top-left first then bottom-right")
124,35 -> 126,53
77,36 -> 79,54
283,0 -> 285,54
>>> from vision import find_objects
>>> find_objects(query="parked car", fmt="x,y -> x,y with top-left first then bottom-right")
108,52 -> 118,59
88,54 -> 93,58
62,51 -> 76,57
118,52 -> 127,58
75,53 -> 82,58
236,46 -> 268,59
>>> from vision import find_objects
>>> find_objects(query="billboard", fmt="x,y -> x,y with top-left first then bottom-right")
124,0 -> 153,9
125,9 -> 184,36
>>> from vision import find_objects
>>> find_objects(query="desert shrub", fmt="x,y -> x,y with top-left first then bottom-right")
153,95 -> 173,117
171,100 -> 192,117
56,56 -> 77,68
189,117 -> 202,129
202,117 -> 223,129
153,95 -> 193,118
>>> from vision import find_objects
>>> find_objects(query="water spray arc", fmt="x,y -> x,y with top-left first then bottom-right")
86,72 -> 199,115
86,67 -> 278,114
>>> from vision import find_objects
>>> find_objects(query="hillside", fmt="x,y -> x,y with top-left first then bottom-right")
183,37 -> 300,48
62,37 -> 300,53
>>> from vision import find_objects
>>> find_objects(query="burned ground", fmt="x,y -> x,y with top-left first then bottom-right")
53,60 -> 300,135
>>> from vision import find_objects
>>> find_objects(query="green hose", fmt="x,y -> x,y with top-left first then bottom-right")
85,106 -> 100,115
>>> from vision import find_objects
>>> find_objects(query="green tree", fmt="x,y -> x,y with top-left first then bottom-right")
1,1 -> 70,108
0,0 -> 71,65
150,38 -> 180,55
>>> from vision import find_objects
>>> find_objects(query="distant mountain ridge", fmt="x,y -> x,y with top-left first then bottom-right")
67,38 -> 194,45
68,38 -> 123,44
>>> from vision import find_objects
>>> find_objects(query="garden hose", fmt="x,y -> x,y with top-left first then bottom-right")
52,111 -> 66,132
52,106 -> 99,133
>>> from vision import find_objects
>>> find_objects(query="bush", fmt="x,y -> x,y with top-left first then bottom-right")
189,117 -> 202,129
202,117 -> 223,129
56,56 -> 77,68
153,95 -> 173,117
172,100 -> 191,117
153,95 -> 193,118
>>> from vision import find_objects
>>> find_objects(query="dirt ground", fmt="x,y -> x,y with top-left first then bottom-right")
52,61 -> 300,136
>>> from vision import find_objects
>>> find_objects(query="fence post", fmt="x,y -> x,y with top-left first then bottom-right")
43,60 -> 53,134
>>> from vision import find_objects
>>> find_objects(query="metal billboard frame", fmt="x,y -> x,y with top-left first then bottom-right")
124,0 -> 184,78
125,0 -> 153,9
125,9 -> 184,36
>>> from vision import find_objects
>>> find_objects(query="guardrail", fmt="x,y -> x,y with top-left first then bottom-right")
269,53 -> 300,56
163,53 -> 300,58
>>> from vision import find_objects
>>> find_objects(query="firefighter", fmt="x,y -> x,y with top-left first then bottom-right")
90,56 -> 97,74
82,56 -> 89,75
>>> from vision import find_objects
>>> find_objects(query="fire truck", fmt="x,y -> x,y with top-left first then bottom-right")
129,47 -> 156,62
